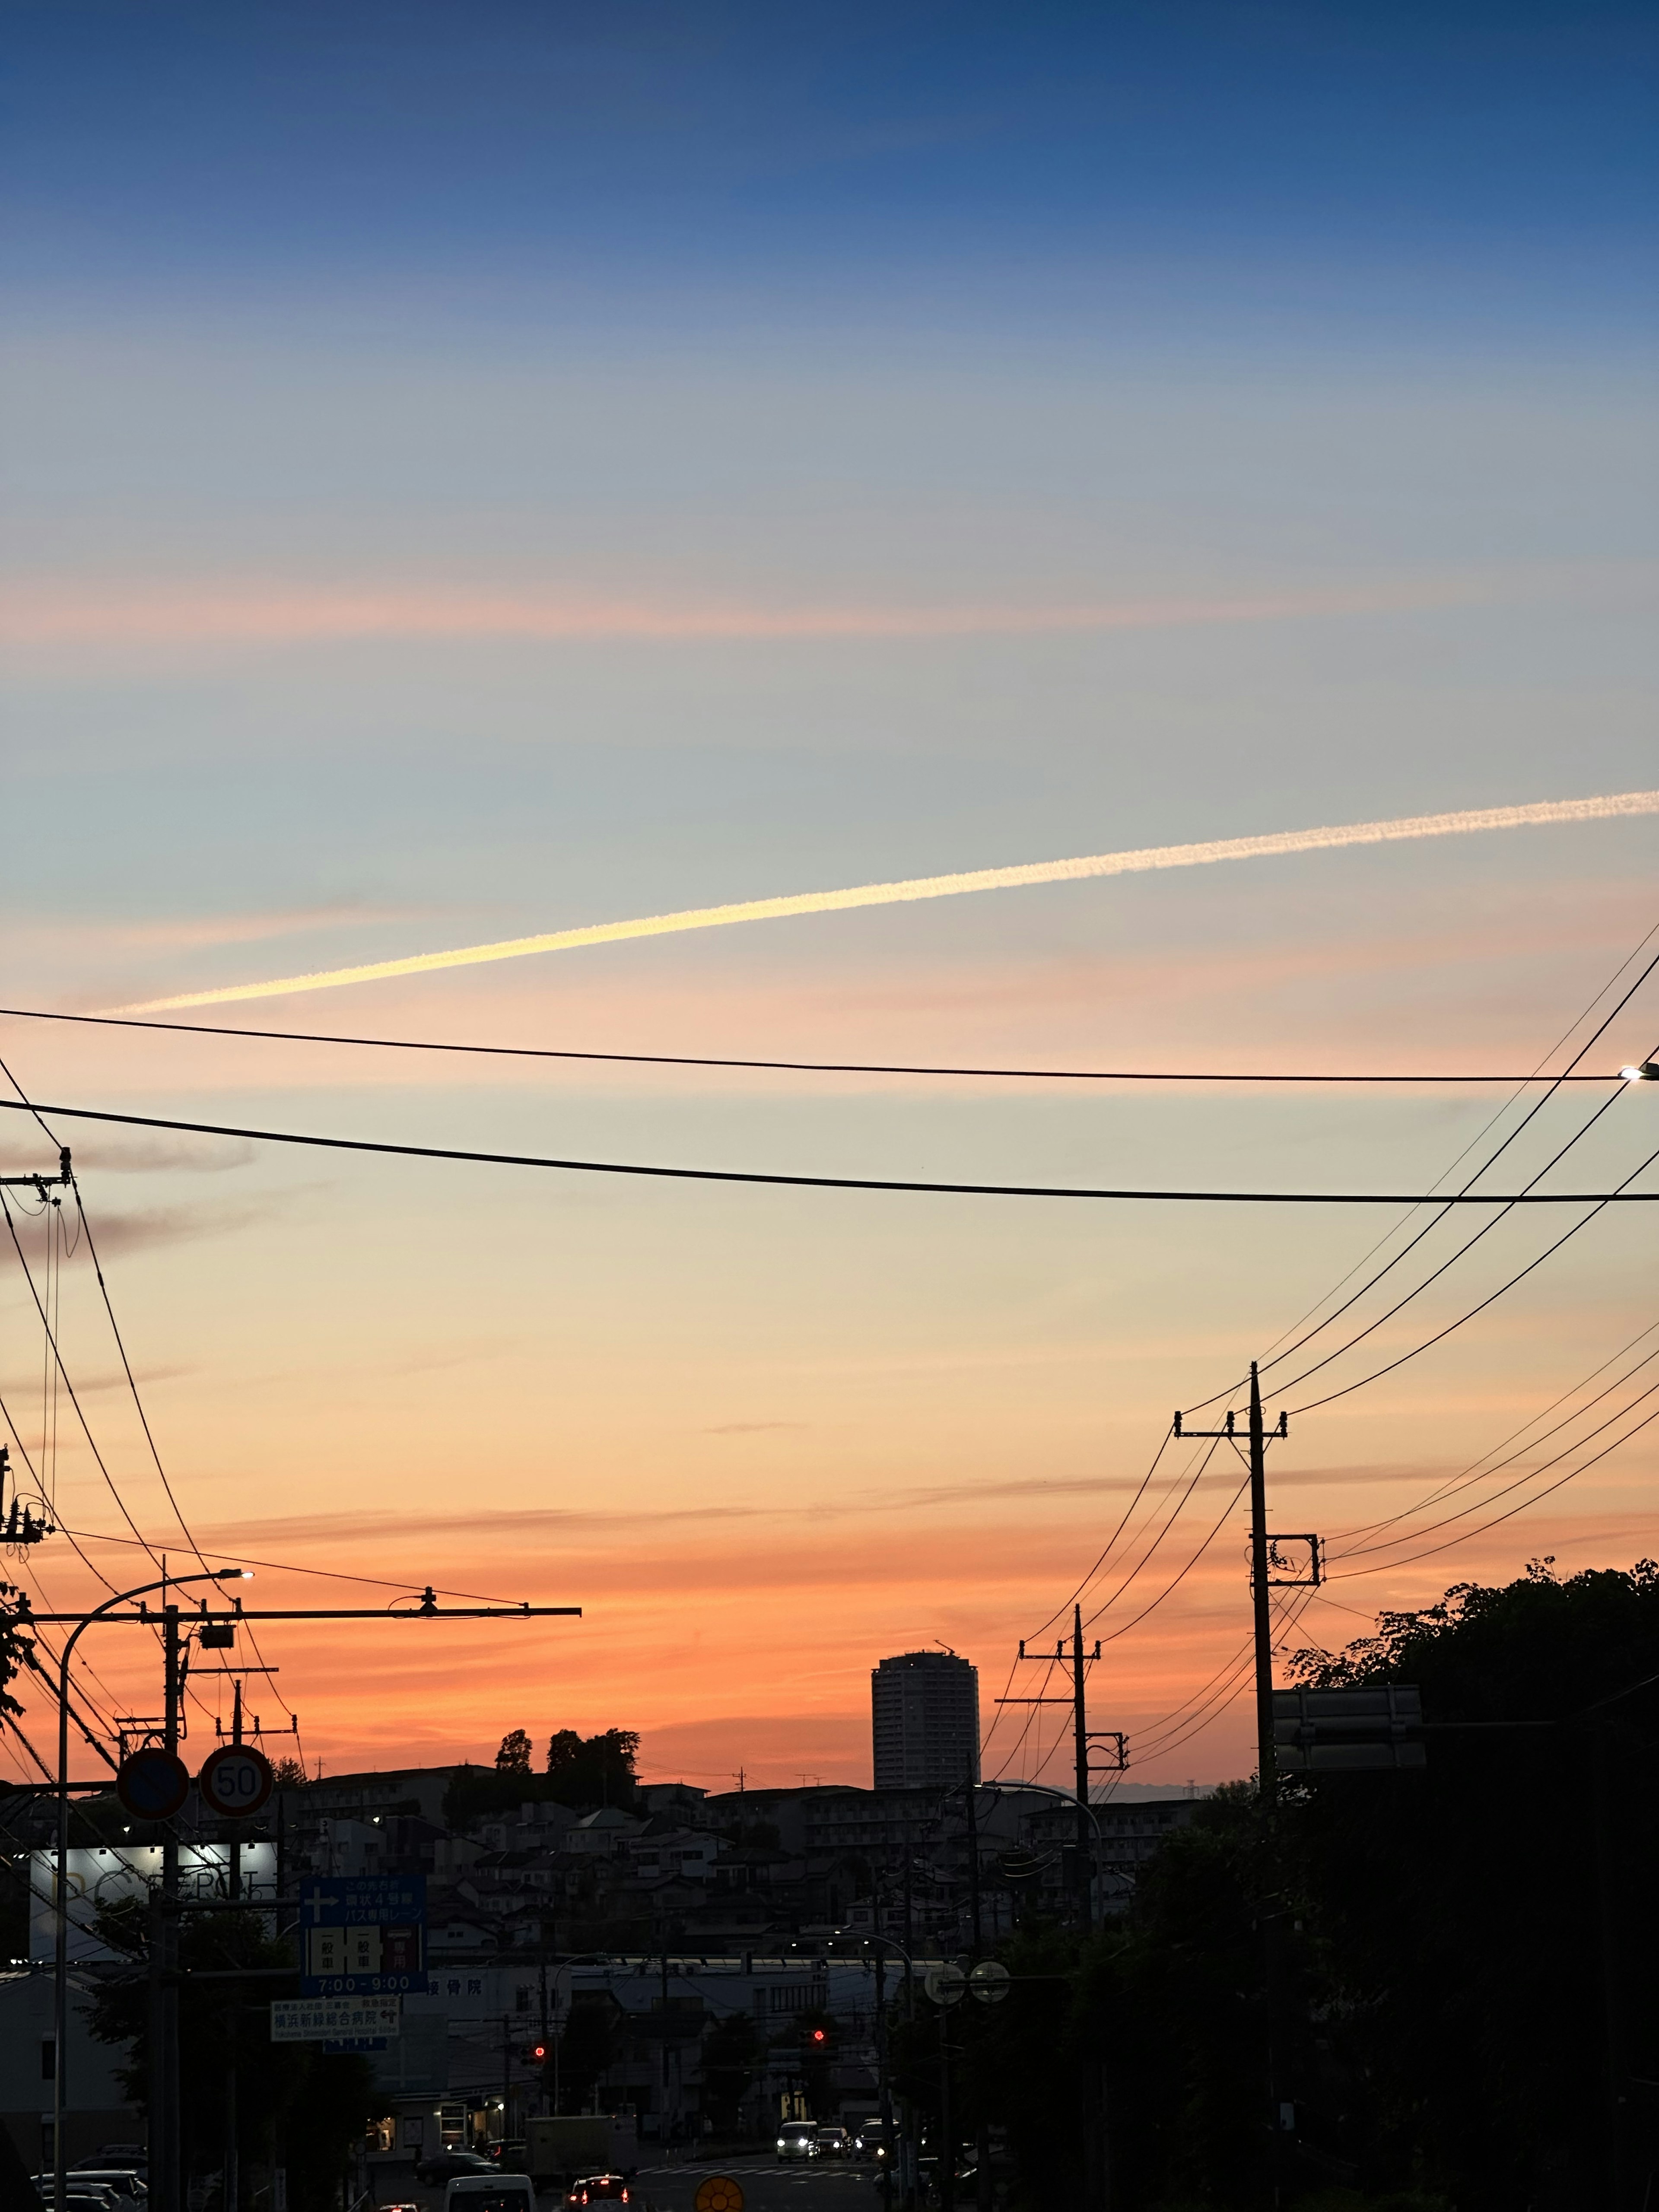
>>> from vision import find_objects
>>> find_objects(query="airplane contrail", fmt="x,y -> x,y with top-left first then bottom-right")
112,788 -> 1659,1014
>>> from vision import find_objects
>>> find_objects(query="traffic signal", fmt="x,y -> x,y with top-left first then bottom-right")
809,2028 -> 827,2046
527,2042 -> 547,2063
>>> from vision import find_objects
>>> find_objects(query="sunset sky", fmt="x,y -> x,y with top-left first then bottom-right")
2,0 -> 1656,1794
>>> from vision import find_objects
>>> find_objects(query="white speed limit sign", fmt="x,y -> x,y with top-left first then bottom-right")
198,1743 -> 275,1818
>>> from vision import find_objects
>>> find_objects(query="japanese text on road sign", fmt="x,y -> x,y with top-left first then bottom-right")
299,1875 -> 428,1996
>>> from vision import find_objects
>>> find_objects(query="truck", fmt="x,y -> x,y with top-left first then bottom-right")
521,2117 -> 640,2190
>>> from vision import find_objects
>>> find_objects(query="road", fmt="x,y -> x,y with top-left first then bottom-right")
633,2158 -> 879,2212
385,2157 -> 881,2212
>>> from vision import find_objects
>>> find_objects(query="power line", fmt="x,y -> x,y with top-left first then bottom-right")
48,1522 -> 527,1605
1329,1374 -> 1659,1569
1333,1319 -> 1659,1552
1183,925 -> 1659,1415
1079,1441 -> 1224,1635
0,1190 -> 164,1561
64,1176 -> 300,1735
0,1095 -> 1655,1203
0,1002 -> 1632,1085
1023,1426 -> 1175,1641
1288,1134 -> 1659,1414
1327,1397 -> 1659,1581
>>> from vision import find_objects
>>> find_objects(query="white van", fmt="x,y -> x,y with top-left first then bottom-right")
445,2179 -> 537,2212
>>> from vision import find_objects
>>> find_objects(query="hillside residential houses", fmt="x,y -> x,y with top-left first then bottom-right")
0,1763 -> 1206,2162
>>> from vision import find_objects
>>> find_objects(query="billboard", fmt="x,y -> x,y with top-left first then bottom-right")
29,1843 -> 280,1961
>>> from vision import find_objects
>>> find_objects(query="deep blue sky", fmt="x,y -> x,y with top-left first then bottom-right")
5,0 -> 1654,330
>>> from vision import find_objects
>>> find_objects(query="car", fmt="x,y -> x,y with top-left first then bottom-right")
775,2125 -> 817,2164
81,2155 -> 146,2176
65,2175 -> 146,2202
415,2154 -> 499,2187
443,2179 -> 535,2212
564,2177 -> 629,2209
813,2129 -> 848,2160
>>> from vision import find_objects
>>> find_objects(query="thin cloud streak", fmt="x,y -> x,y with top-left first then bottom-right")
0,574 -> 1487,648
111,789 -> 1659,1014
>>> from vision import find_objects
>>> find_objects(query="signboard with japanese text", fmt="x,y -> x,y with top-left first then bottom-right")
298,1873 -> 429,1995
271,1994 -> 402,2043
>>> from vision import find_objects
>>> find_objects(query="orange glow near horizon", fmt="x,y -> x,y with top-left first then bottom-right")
5,846 -> 1658,1795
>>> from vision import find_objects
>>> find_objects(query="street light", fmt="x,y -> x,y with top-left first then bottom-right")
830,1935 -> 914,2212
995,1780 -> 1109,1926
51,1568 -> 248,2212
1620,1062 -> 1659,1081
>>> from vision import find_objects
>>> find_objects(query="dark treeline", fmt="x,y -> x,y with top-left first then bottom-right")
442,1725 -> 642,1827
909,1560 -> 1658,2212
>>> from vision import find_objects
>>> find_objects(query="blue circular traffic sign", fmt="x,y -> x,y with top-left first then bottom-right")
116,1747 -> 191,1820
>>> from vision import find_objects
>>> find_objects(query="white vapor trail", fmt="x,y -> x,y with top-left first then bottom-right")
113,789 -> 1659,1014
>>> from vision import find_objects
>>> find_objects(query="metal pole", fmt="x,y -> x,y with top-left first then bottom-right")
53,1624 -> 80,2212
660,1945 -> 671,2148
162,1600 -> 182,2212
1247,1363 -> 1287,2210
51,1569 -> 229,2212
224,1680 -> 240,2212
1072,1608 -> 1092,1925
964,1773 -> 981,1959
1594,1719 -> 1628,2207
936,2007 -> 952,2212
874,1946 -> 893,2212
1247,1365 -> 1276,1809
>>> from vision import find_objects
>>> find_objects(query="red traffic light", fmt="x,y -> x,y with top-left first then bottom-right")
809,2028 -> 827,2044
531,2044 -> 547,2061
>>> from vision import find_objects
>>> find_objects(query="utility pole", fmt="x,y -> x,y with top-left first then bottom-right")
1176,1363 -> 1291,1803
161,1589 -> 183,2212
224,1678 -> 242,2212
1071,1609 -> 1090,1911
1176,1362 -> 1303,2206
1000,1606 -> 1118,1925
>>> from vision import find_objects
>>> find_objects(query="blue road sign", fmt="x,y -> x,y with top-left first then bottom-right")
299,1874 -> 429,1996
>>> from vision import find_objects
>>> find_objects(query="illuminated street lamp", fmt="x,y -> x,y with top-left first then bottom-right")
49,1568 -> 248,2212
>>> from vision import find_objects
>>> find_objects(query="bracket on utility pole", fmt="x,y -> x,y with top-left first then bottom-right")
0,1147 -> 73,1198
1263,1534 -> 1323,1588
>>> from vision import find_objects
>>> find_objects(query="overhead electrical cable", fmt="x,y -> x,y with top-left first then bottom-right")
0,1057 -> 305,1743
0,1189 -> 163,1561
1092,1466 -> 1254,1649
47,1523 -> 524,1605
1335,1321 -> 1659,1551
66,1179 -> 300,1733
1330,1376 -> 1659,1565
1288,1134 -> 1659,1416
1023,1426 -> 1176,1641
1327,1398 -> 1659,1581
0,1002 -> 1631,1085
1270,1070 -> 1656,1404
1078,1440 -> 1224,1634
0,1095 -> 1654,1203
1182,925 -> 1659,1415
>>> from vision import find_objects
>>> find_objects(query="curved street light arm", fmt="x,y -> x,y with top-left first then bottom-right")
53,1569 -> 245,2212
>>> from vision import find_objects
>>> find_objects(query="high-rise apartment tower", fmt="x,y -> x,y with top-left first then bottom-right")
871,1650 -> 980,1789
